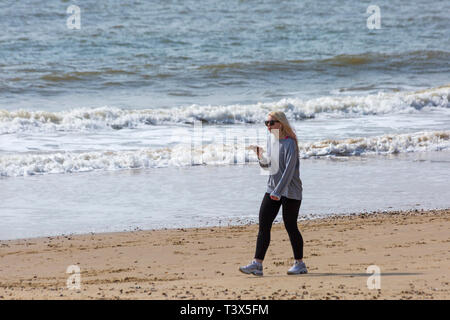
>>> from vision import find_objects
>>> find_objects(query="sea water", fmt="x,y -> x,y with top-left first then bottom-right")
0,0 -> 449,239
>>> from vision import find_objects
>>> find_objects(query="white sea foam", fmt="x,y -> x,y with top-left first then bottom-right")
1,130 -> 448,177
0,86 -> 448,134
299,131 -> 450,157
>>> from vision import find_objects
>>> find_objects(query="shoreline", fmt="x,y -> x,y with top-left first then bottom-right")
2,205 -> 450,242
3,150 -> 450,241
0,208 -> 449,299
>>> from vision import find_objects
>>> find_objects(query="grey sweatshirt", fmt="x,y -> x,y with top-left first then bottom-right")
258,136 -> 303,200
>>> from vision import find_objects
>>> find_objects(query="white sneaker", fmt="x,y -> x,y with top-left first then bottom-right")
287,261 -> 308,275
239,260 -> 263,276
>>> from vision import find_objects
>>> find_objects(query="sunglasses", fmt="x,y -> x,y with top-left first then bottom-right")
264,120 -> 279,126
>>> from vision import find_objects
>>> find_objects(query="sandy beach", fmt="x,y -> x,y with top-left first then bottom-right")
0,208 -> 448,300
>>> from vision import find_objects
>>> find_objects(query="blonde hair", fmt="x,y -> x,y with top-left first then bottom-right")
268,111 -> 299,152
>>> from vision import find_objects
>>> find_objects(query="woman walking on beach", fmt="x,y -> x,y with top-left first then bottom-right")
240,111 -> 306,276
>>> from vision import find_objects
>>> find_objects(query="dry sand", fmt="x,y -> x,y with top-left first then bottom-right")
0,209 -> 449,300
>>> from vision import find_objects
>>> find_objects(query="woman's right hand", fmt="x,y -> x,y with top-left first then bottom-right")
249,145 -> 263,159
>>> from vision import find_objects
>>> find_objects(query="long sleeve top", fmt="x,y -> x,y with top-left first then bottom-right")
258,136 -> 303,200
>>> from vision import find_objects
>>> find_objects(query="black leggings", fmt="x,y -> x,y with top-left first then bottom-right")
254,192 -> 303,260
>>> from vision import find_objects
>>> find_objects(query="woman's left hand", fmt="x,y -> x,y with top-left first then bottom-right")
270,195 -> 280,201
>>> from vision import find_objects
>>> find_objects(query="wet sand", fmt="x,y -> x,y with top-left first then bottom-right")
0,208 -> 449,300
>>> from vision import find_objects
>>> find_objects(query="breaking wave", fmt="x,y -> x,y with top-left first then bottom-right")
0,85 -> 449,134
1,130 -> 448,177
